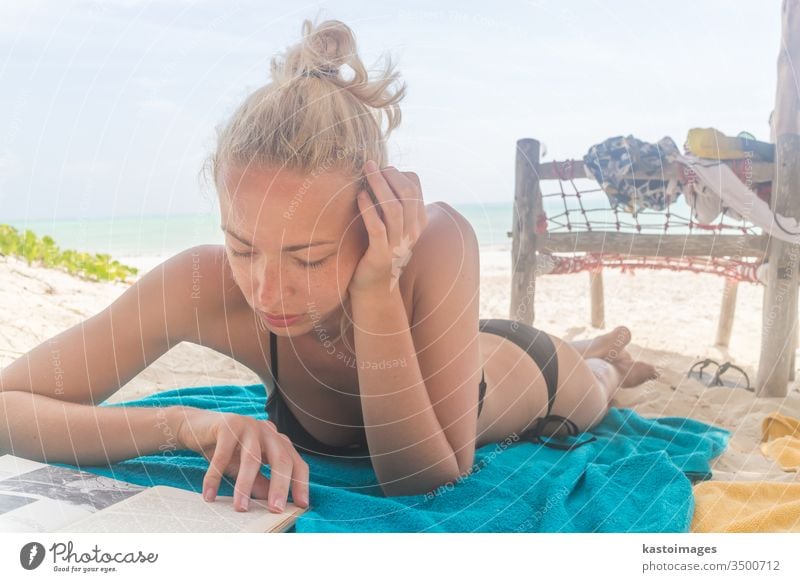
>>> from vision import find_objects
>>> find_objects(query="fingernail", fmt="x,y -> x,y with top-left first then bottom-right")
242,497 -> 249,511
273,498 -> 285,512
203,486 -> 213,502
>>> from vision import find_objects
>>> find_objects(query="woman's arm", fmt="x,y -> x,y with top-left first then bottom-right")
0,245 -> 217,461
351,202 -> 481,497
351,285 -> 462,496
0,391 -> 189,465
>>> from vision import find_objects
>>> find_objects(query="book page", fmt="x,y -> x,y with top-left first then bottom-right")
57,486 -> 307,533
0,455 -> 146,533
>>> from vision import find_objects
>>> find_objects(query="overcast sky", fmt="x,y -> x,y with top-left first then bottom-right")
0,0 -> 783,221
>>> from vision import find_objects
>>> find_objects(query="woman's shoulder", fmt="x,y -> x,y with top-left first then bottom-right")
407,202 -> 480,306
425,202 -> 477,239
415,202 -> 479,267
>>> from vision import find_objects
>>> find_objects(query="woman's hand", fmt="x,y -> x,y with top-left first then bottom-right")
349,160 -> 428,296
175,407 -> 310,513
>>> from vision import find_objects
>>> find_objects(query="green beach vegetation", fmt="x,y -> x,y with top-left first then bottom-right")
0,224 -> 138,283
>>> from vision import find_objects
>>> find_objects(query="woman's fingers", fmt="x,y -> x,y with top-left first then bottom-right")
287,448 -> 310,508
381,167 -> 422,240
232,429 -> 262,512
259,431 -> 309,509
250,472 -> 272,501
198,415 -> 311,513
403,171 -> 429,232
203,426 -> 237,503
364,160 -> 403,246
264,427 -> 310,508
263,434 -> 295,513
357,188 -> 387,246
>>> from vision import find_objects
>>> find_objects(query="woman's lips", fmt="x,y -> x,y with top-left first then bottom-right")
261,311 -> 304,326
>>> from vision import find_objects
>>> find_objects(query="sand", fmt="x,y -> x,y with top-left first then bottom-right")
2,246 -> 799,484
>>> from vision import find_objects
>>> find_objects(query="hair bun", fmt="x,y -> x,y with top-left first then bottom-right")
273,19 -> 355,82
206,16 -> 407,198
269,17 -> 406,136
301,64 -> 339,79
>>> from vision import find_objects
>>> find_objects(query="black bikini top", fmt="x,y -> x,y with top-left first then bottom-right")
269,331 -> 279,386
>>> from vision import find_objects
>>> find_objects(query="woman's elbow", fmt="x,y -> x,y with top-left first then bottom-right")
379,460 -> 464,498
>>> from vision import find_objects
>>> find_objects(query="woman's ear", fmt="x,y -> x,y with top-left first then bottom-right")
359,175 -> 378,205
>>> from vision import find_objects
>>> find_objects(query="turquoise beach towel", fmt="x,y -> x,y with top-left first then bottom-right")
54,384 -> 730,533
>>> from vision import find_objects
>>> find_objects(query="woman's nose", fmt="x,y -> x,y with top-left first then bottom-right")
255,263 -> 294,306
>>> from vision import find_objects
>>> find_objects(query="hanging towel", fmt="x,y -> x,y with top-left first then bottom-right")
760,412 -> 800,472
672,153 -> 800,242
51,384 -> 730,533
691,481 -> 800,533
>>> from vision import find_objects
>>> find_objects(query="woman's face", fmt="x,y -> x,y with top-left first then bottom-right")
218,163 -> 368,337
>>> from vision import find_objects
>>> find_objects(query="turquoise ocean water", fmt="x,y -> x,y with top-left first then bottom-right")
6,202 -> 519,259
4,193 -> 732,262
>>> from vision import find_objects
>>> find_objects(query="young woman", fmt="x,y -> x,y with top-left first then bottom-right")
0,18 -> 657,515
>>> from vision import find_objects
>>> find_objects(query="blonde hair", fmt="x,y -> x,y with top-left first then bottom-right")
201,17 -> 407,348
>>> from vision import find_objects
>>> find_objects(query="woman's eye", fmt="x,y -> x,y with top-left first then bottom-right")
299,257 -> 327,270
228,249 -> 326,269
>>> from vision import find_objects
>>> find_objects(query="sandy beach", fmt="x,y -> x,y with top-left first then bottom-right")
2,245 -> 799,485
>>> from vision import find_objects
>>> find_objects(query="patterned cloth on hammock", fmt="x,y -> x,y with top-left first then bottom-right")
583,135 -> 684,216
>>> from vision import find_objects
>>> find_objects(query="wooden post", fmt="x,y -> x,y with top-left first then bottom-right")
715,279 -> 738,347
510,139 -> 541,325
756,0 -> 800,397
589,268 -> 605,328
756,134 -> 800,397
790,329 -> 797,382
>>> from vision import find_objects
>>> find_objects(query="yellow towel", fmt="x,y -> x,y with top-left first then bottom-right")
761,412 -> 800,472
691,481 -> 800,532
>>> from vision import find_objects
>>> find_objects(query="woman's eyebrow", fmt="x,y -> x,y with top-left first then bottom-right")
220,226 -> 335,252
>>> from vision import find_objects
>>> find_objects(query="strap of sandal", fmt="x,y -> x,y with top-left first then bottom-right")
688,358 -> 721,379
711,361 -> 753,391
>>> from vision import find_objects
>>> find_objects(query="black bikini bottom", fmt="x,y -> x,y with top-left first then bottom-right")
265,318 -> 597,457
478,318 -> 597,451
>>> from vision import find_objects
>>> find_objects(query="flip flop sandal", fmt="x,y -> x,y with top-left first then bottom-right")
687,358 -> 720,382
687,358 -> 753,391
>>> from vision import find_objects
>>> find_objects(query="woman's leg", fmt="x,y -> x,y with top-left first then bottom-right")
569,325 -> 632,361
528,332 -> 657,438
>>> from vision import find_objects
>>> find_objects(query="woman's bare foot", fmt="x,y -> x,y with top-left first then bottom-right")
575,326 -> 659,388
571,325 -> 632,361
608,349 -> 659,387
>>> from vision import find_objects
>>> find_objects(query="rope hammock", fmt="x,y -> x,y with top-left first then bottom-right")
536,160 -> 766,284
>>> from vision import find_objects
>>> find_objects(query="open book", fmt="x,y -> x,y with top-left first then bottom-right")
0,454 -> 307,533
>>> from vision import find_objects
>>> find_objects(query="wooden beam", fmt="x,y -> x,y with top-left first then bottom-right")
538,232 -> 768,258
509,139 -> 541,325
537,159 -> 774,183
